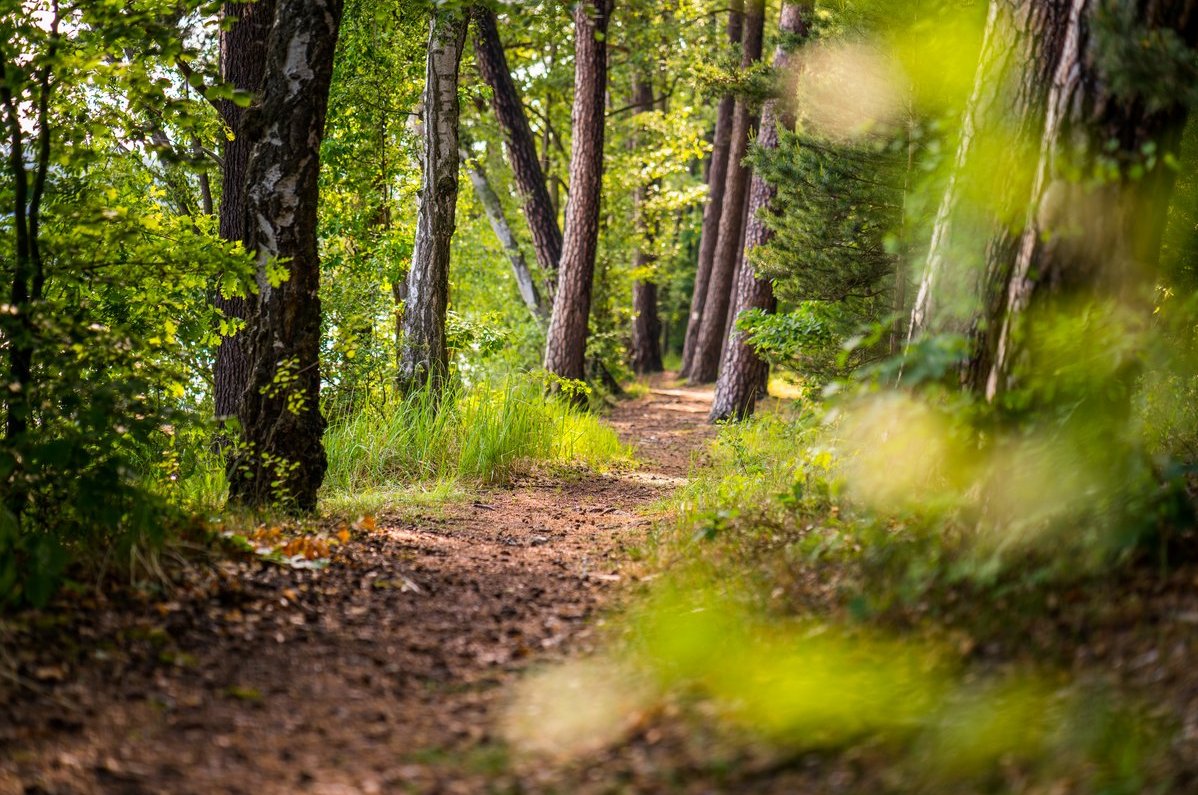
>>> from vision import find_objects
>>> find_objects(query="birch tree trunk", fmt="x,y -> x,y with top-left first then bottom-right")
227,0 -> 342,512
460,144 -> 547,322
472,4 -> 563,284
688,0 -> 765,385
680,0 -> 745,378
543,0 -> 611,386
398,8 -> 468,394
214,0 -> 276,419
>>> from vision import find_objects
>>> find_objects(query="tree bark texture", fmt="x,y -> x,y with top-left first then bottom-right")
472,5 -> 563,283
722,193 -> 751,348
983,0 -> 1198,398
543,0 -> 610,384
214,0 -> 277,419
906,0 -> 1070,390
399,9 -> 468,394
630,76 -> 664,374
680,0 -> 745,378
461,145 -> 547,322
227,0 -> 342,512
711,2 -> 809,421
688,0 -> 765,385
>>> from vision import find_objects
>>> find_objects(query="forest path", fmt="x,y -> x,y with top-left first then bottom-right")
1,376 -> 716,795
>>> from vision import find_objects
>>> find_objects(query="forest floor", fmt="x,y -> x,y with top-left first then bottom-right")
0,375 -> 719,795
8,379 -> 1198,795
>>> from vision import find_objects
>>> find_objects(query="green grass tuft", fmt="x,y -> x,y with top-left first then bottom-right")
321,375 -> 629,499
168,375 -> 630,516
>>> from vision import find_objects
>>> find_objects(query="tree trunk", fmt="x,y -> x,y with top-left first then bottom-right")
227,0 -> 342,512
543,0 -> 611,386
688,0 -> 765,385
214,0 -> 276,420
907,0 -> 1070,391
472,5 -> 563,284
631,281 -> 663,374
461,144 -> 547,322
711,2 -> 809,421
630,76 -> 663,374
399,8 -> 468,394
721,193 -> 751,349
983,0 -> 1198,399
680,0 -> 745,378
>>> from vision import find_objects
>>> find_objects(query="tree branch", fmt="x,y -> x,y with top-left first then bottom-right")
175,58 -> 233,126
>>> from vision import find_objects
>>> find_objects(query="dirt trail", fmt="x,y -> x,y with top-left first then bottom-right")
1,378 -> 715,795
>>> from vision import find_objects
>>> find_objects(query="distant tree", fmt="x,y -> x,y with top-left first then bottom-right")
398,7 -> 468,394
472,4 -> 563,284
543,0 -> 611,385
630,75 -> 664,374
460,141 -> 548,322
228,0 -> 343,511
680,0 -> 745,378
688,0 -> 765,384
711,2 -> 810,421
213,0 -> 277,420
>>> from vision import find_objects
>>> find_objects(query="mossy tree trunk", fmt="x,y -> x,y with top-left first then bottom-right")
982,0 -> 1198,399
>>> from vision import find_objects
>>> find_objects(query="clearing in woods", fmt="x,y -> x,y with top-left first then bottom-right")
0,379 -> 716,794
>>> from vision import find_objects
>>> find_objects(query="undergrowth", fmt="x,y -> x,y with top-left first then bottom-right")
170,374 -> 629,516
322,376 -> 629,496
621,395 -> 1196,794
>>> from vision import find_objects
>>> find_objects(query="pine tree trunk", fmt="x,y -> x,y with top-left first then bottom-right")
399,9 -> 468,394
688,0 -> 765,385
214,0 -> 276,419
721,194 -> 751,349
983,0 -> 1198,399
543,0 -> 610,386
680,0 -> 744,378
631,280 -> 663,374
472,5 -> 563,283
711,2 -> 809,421
227,0 -> 342,512
630,76 -> 663,374
461,144 -> 547,322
